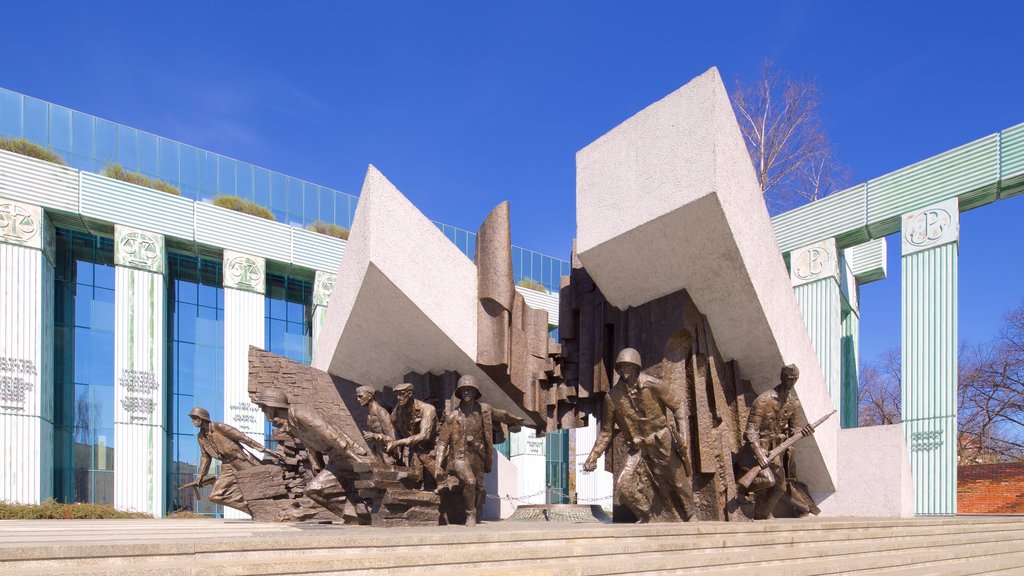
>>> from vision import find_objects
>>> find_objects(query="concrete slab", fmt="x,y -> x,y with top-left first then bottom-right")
575,67 -> 839,495
821,423 -> 915,517
312,166 -> 527,419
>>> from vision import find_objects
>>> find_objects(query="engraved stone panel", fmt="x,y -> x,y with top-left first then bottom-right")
223,251 -> 266,294
313,271 -> 336,307
0,198 -> 42,250
901,198 -> 959,256
114,225 -> 165,274
790,238 -> 839,287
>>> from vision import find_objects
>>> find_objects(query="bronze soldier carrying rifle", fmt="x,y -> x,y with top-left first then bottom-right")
435,375 -> 493,527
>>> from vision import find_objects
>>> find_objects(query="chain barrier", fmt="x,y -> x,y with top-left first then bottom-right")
482,486 -> 614,504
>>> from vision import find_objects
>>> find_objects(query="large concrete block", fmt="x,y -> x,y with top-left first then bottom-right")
313,166 -> 526,418
575,67 -> 839,495
822,424 -> 915,517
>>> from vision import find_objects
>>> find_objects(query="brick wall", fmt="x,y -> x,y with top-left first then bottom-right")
958,462 -> 1024,514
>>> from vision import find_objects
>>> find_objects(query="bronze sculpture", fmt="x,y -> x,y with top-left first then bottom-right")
583,348 -> 695,522
356,385 -> 396,463
186,406 -> 277,515
435,375 -> 494,527
740,364 -> 820,519
387,382 -> 439,485
257,388 -> 371,518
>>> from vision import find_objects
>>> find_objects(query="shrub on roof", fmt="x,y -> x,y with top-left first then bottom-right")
212,195 -> 275,221
0,137 -> 66,165
0,499 -> 152,520
102,164 -> 181,196
517,278 -> 548,292
307,220 -> 349,240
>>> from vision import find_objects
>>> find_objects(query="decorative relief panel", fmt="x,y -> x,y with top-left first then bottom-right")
790,238 -> 839,287
223,251 -> 266,294
910,429 -> 944,452
114,225 -> 165,274
313,271 -> 336,307
0,198 -> 42,250
901,198 -> 959,256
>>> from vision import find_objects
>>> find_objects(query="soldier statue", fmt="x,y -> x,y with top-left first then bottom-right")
186,406 -> 277,515
386,382 -> 439,485
356,385 -> 396,464
435,375 -> 494,527
583,348 -> 695,522
742,363 -> 818,519
256,388 -> 372,518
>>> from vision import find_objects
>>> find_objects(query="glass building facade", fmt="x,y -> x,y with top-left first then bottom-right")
263,274 -> 312,447
0,87 -> 569,291
53,230 -> 116,506
165,254 -> 225,516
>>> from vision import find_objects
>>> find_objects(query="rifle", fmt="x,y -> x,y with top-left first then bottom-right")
737,410 -> 836,492
179,475 -> 217,501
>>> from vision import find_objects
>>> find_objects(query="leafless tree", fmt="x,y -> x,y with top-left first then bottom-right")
858,301 -> 1024,464
731,60 -> 850,213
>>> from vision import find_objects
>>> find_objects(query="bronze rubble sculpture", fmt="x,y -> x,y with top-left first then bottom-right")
435,375 -> 494,527
583,348 -> 696,522
185,407 -> 278,515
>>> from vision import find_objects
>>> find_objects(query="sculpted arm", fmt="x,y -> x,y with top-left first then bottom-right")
197,445 -> 212,478
402,404 -> 438,447
745,396 -> 770,467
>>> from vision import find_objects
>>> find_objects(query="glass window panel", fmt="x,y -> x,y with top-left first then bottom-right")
0,88 -> 22,137
318,187 -> 334,226
116,126 -> 138,171
93,263 -> 115,290
218,156 -> 236,196
199,151 -> 218,202
72,111 -> 94,170
176,343 -> 195,395
196,315 -> 221,348
270,173 -> 287,211
92,290 -> 115,333
94,119 -> 117,167
254,167 -> 271,208
198,282 -> 218,308
303,183 -> 318,226
179,145 -> 199,200
50,105 -> 72,154
25,97 -> 49,145
137,132 -> 158,178
287,301 -> 304,324
158,138 -> 180,188
177,304 -> 197,343
236,162 -> 254,200
287,178 -> 303,225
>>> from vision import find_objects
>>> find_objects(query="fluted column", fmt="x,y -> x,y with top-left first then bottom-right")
902,198 -> 959,516
222,251 -> 266,519
112,225 -> 166,516
791,238 -> 842,411
0,198 -> 54,504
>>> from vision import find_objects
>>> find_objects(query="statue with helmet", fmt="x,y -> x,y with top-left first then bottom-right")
583,347 -> 696,522
434,375 -> 495,527
185,406 -> 278,515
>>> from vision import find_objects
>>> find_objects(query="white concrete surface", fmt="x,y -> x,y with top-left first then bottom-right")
483,449 -> 519,520
818,424 -> 915,518
575,67 -> 838,495
312,166 -> 526,419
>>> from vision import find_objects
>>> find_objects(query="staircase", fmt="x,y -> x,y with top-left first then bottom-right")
2,516 -> 1023,575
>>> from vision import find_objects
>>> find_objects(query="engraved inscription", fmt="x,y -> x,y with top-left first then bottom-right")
229,402 -> 262,431
118,370 -> 159,421
905,209 -> 952,248
0,203 -> 39,244
793,246 -> 831,281
911,430 -> 944,452
0,356 -> 37,411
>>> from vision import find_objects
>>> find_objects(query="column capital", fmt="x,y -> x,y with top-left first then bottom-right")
0,197 -> 41,249
114,225 -> 165,274
313,271 -> 336,307
223,251 -> 266,294
790,238 -> 839,287
901,198 -> 959,256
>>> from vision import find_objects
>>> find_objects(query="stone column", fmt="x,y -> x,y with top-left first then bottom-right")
222,251 -> 266,519
901,198 -> 959,516
790,238 -> 842,412
311,271 -> 335,355
839,248 -> 860,429
0,198 -> 54,504
112,226 -> 166,516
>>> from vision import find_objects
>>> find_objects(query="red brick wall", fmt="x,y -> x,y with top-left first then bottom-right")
958,462 -> 1024,514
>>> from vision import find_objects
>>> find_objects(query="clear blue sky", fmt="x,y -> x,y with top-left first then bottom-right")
3,2 -> 1022,365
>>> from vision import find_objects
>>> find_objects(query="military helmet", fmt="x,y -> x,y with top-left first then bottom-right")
257,388 -> 289,409
189,407 -> 211,421
780,364 -> 800,380
614,348 -> 642,369
454,375 -> 481,399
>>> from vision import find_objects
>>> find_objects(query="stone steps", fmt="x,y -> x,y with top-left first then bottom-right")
1,517 -> 1022,575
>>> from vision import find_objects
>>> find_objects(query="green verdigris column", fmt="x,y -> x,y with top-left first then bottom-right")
0,198 -> 55,505
113,225 -> 166,516
790,238 -> 842,413
222,250 -> 266,520
901,197 -> 959,516
311,271 -> 335,354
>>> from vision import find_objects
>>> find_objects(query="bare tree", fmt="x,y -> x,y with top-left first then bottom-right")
731,60 -> 850,213
858,348 -> 902,427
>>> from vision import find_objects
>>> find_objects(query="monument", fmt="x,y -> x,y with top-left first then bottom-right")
179,66 -> 912,525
